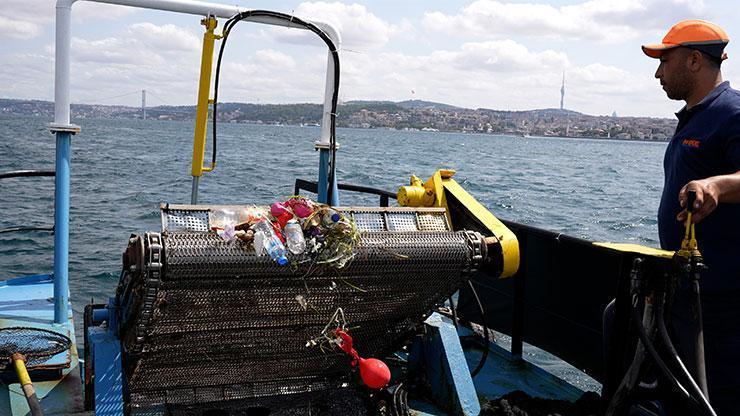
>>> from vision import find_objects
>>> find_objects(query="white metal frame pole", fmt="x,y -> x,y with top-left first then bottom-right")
50,0 -> 341,321
54,0 -> 76,127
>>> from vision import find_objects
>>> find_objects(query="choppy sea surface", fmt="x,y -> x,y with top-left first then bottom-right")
0,115 -> 668,392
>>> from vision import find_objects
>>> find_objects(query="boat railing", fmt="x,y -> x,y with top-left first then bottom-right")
47,0 -> 342,325
294,178 -> 396,207
0,169 -> 55,234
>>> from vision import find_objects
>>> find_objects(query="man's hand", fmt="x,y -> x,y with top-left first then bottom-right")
677,179 -> 719,223
677,171 -> 740,223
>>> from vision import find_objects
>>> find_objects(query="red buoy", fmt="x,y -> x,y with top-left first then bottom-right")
335,330 -> 391,389
358,357 -> 391,389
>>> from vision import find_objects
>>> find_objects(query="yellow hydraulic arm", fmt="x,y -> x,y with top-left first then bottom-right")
397,169 -> 520,278
190,16 -> 221,203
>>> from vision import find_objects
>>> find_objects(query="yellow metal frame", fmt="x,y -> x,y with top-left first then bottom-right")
593,242 -> 674,259
398,169 -> 520,278
191,16 -> 221,177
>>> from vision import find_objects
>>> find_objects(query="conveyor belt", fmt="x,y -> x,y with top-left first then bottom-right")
116,206 -> 487,411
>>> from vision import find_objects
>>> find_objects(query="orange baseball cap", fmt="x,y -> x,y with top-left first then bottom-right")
642,19 -> 729,60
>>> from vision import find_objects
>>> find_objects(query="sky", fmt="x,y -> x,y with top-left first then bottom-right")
1,0 -> 739,118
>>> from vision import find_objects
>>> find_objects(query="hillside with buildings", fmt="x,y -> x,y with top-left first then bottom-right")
0,98 -> 676,141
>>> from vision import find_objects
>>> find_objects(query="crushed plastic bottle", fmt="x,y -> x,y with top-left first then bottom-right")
210,208 -> 238,230
284,219 -> 306,255
322,209 -> 341,227
253,219 -> 289,266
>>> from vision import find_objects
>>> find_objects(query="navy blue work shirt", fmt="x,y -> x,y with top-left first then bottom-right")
658,81 -> 740,293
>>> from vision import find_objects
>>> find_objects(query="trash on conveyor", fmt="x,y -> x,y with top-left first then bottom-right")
209,197 -> 359,268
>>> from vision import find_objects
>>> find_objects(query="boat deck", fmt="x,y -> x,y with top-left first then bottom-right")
0,274 -> 591,415
0,274 -> 84,415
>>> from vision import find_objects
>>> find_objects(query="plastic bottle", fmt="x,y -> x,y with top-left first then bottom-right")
322,209 -> 341,227
252,219 -> 289,266
211,208 -> 237,230
284,219 -> 306,255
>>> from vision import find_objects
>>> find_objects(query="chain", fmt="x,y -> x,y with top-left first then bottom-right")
464,230 -> 484,275
130,232 -> 162,354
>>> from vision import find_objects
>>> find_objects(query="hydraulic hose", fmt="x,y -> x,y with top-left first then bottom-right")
689,278 -> 709,398
675,189 -> 709,400
629,296 -> 714,415
467,280 -> 490,378
655,296 -> 716,416
448,295 -> 458,329
604,295 -> 651,416
213,11 -> 341,205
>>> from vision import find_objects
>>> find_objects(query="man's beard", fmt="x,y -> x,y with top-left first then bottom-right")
664,71 -> 694,101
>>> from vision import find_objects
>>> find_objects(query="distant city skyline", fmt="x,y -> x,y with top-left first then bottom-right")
1,0 -> 739,118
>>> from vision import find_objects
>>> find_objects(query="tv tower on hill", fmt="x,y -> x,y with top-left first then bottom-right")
141,89 -> 147,120
560,71 -> 565,110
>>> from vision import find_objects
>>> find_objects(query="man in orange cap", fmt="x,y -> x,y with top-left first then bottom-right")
643,19 -> 740,415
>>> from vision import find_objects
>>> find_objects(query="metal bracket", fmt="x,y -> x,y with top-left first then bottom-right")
410,312 -> 481,415
88,322 -> 124,415
48,123 -> 81,134
314,141 -> 341,150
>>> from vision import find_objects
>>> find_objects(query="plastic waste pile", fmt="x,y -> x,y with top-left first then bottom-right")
209,197 -> 359,268
209,199 -> 387,389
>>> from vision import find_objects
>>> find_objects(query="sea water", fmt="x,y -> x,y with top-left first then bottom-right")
0,115 -> 668,392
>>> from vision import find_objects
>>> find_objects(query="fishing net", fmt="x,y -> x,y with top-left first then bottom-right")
0,327 -> 71,367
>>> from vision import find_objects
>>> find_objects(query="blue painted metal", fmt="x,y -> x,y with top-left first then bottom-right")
107,296 -> 118,336
412,312 -> 481,415
92,308 -> 108,326
461,331 -> 586,402
317,148 -> 339,205
53,131 -> 72,324
89,324 -> 124,415
0,274 -> 73,369
0,274 -> 83,415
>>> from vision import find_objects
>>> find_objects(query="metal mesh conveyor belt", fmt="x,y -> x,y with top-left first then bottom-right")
116,206 -> 486,412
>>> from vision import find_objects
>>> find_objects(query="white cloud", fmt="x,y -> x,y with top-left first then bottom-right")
0,2 -> 686,118
0,15 -> 44,39
270,2 -> 395,50
439,40 -> 569,73
73,1 -> 137,22
423,0 -> 706,43
217,52 -> 326,103
0,53 -> 53,99
70,23 -> 198,65
62,22 -> 202,105
0,0 -> 51,39
127,23 -> 200,53
0,0 -> 135,40
254,49 -> 296,68
334,39 -> 675,117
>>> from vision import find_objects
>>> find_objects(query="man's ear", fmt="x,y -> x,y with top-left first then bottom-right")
687,49 -> 703,72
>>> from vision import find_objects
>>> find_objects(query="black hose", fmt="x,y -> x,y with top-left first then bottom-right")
629,298 -> 710,414
689,278 -> 709,398
392,382 -> 401,416
213,11 -> 340,204
604,296 -> 651,416
25,390 -> 43,416
655,295 -> 716,416
401,386 -> 409,416
467,280 -> 489,378
448,296 -> 458,329
390,383 -> 409,416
